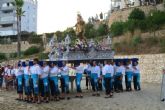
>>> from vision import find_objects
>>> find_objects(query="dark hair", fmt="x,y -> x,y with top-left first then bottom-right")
33,58 -> 39,63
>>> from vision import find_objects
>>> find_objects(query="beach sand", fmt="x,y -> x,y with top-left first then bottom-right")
0,83 -> 165,110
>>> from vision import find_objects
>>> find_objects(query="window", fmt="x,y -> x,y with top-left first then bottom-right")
1,24 -> 13,28
2,2 -> 13,7
7,3 -> 10,7
2,10 -> 13,14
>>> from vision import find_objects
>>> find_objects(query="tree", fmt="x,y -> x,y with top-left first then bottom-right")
145,10 -> 165,37
128,8 -> 145,20
13,0 -> 25,57
84,23 -> 97,39
110,21 -> 124,37
97,23 -> 109,36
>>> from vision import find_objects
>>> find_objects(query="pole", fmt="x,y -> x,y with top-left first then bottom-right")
160,69 -> 165,101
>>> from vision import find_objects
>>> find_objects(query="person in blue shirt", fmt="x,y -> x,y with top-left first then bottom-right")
133,61 -> 141,91
40,61 -> 50,103
90,61 -> 101,96
125,60 -> 133,91
49,61 -> 60,101
30,58 -> 42,104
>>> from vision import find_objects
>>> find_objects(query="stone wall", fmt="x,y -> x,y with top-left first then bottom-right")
115,54 -> 165,83
0,41 -> 34,53
109,4 -> 165,27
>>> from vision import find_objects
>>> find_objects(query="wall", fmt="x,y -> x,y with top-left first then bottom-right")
0,41 -> 34,53
115,54 -> 165,83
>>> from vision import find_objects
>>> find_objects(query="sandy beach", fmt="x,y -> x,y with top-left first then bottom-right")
0,83 -> 165,110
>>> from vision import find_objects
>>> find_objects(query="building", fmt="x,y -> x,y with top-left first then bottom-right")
0,0 -> 37,36
110,0 -> 139,11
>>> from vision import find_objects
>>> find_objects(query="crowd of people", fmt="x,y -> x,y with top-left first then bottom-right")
0,58 -> 141,104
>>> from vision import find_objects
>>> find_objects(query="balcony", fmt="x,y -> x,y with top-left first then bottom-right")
0,26 -> 16,31
0,16 -> 16,22
0,12 -> 15,17
0,20 -> 16,25
0,0 -> 14,4
0,6 -> 15,11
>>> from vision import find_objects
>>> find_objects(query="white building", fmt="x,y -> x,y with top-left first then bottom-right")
0,0 -> 37,36
110,0 -> 140,11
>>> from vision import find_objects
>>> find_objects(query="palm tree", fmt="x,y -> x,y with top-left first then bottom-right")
13,0 -> 25,57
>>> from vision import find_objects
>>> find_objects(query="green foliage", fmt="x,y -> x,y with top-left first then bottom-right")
111,10 -> 165,36
28,34 -> 43,44
110,21 -> 124,37
138,20 -> 148,32
131,36 -> 142,46
128,8 -> 145,20
24,46 -> 41,56
97,23 -> 109,36
38,53 -> 49,60
10,53 -> 17,58
55,27 -> 76,41
160,38 -> 165,47
0,53 -> 7,60
124,20 -> 137,33
65,27 -> 76,37
55,31 -> 64,41
84,23 -> 97,38
147,11 -> 165,33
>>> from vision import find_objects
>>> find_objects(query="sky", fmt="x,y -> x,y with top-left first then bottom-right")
37,0 -> 110,34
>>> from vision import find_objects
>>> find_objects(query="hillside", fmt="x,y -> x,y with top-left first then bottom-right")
112,29 -> 165,55
109,4 -> 165,55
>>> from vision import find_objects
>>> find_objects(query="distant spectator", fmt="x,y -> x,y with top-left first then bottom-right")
0,65 -> 4,90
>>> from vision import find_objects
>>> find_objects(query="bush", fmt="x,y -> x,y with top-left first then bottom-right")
148,10 -> 165,27
131,36 -> 142,46
24,46 -> 41,56
160,38 -> 165,47
138,20 -> 148,32
28,34 -> 43,44
128,8 -> 145,20
124,19 -> 138,33
97,23 -> 109,36
10,53 -> 17,58
0,53 -> 7,60
38,53 -> 49,60
84,23 -> 97,39
110,21 -> 124,37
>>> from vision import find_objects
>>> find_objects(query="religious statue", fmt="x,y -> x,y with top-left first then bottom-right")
75,13 -> 85,40
42,33 -> 47,49
48,34 -> 60,60
65,34 -> 71,53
